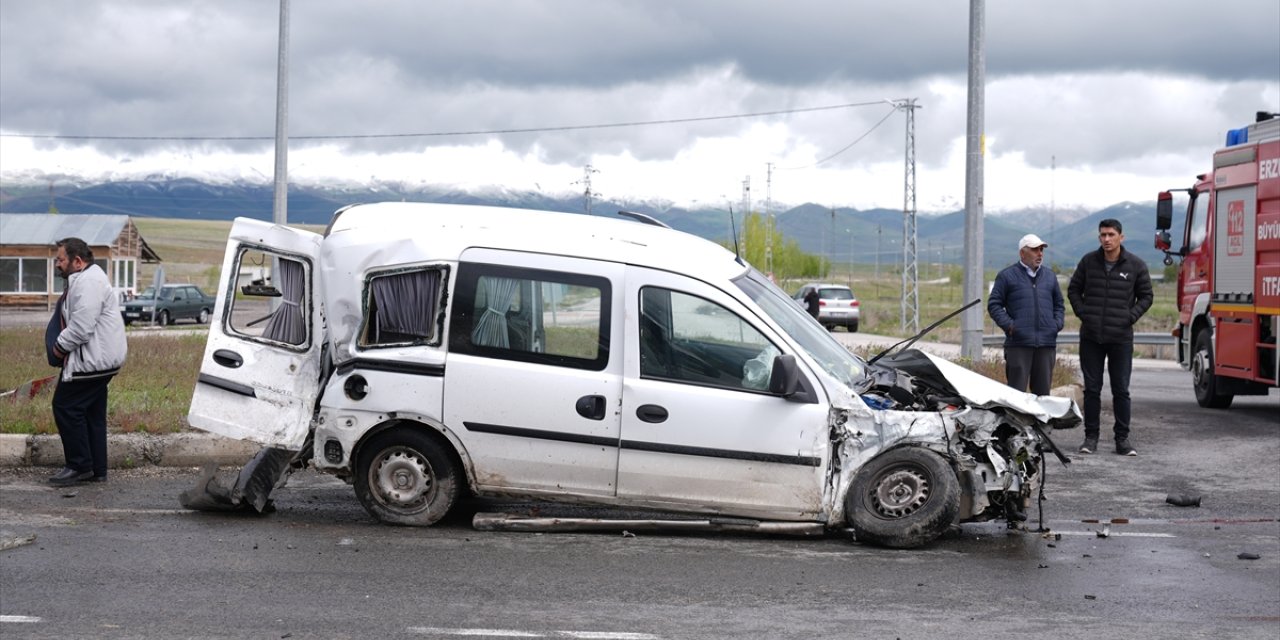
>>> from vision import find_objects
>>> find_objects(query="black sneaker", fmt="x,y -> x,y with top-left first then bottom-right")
1115,440 -> 1137,456
1079,438 -> 1098,454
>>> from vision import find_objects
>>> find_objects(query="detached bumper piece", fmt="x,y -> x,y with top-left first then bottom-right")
471,513 -> 826,536
179,447 -> 296,513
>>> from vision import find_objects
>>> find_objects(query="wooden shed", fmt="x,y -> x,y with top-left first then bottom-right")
0,213 -> 161,307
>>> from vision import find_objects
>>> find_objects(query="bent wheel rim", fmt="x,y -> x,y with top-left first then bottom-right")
371,447 -> 436,512
868,465 -> 931,519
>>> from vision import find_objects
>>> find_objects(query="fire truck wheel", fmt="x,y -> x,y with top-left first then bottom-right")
1192,330 -> 1234,409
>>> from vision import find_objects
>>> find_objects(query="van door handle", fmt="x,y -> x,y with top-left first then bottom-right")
213,349 -> 243,368
575,394 -> 606,421
636,404 -> 668,424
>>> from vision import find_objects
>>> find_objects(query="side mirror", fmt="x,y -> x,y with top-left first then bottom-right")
1155,230 -> 1171,252
768,354 -> 815,403
1155,191 -> 1173,231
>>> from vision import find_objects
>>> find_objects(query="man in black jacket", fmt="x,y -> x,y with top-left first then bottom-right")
1067,219 -> 1153,456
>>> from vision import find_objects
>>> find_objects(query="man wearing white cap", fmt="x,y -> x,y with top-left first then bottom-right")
987,233 -> 1064,397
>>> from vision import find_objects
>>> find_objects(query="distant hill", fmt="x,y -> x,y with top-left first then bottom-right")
0,178 -> 1170,270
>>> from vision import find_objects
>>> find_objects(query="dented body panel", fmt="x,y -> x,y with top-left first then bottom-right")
187,220 -> 324,450
186,203 -> 1080,547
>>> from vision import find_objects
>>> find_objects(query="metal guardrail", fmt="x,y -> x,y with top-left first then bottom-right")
982,332 -> 1175,346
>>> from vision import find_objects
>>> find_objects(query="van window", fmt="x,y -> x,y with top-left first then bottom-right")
639,287 -> 776,391
360,267 -> 447,347
226,247 -> 310,349
450,263 -> 610,371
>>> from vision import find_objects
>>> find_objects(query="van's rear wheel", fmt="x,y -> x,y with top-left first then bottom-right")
846,447 -> 959,549
355,428 -> 460,526
1192,330 -> 1233,409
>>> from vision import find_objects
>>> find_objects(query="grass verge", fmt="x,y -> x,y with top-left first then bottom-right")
1,326 -> 204,434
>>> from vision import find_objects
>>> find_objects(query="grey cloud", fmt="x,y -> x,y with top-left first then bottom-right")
1,0 -> 1277,174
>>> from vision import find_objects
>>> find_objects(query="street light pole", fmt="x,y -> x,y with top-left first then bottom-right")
961,0 -> 986,359
272,0 -> 290,226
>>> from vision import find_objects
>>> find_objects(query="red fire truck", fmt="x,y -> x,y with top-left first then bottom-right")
1155,112 -> 1280,408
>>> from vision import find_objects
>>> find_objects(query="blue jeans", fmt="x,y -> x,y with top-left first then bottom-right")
1079,339 -> 1133,441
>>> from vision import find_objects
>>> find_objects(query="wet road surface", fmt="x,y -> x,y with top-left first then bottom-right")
1,369 -> 1276,639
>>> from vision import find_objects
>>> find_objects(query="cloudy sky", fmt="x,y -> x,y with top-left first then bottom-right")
1,0 -> 1277,213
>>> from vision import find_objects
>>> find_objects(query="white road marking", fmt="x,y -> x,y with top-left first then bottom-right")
559,633 -> 659,639
1054,530 -> 1176,538
89,508 -> 193,516
0,615 -> 42,623
407,628 -> 659,639
409,629 -> 542,637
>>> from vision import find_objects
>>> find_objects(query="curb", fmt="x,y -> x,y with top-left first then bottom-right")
0,432 -> 259,469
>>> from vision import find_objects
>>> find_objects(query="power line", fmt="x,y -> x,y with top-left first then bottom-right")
776,106 -> 898,170
1,100 -> 890,142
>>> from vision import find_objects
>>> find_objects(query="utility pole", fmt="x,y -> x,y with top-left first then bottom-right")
875,225 -> 882,280
960,0 -> 986,360
272,0 -> 290,225
892,98 -> 921,332
576,165 -> 601,215
830,207 -> 836,280
741,176 -> 751,257
1049,154 -> 1056,265
848,228 -> 854,287
765,163 -> 774,276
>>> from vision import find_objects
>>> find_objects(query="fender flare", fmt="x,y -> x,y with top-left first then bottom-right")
351,416 -> 477,490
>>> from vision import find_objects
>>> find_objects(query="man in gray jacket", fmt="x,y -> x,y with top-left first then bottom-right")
48,237 -> 128,486
1067,219 -> 1153,457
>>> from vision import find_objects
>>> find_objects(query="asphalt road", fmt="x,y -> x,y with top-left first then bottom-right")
1,366 -> 1277,639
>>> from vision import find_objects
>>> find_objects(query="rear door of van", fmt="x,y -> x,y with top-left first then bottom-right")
187,218 -> 324,450
443,249 -> 624,497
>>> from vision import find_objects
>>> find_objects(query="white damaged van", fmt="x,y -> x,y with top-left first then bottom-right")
185,202 -> 1079,548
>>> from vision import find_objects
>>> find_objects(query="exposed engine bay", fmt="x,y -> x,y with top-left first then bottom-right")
827,348 -> 1077,548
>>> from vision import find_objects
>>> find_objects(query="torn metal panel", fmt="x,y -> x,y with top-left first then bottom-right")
823,348 -> 1067,527
881,350 -> 1083,428
471,513 -> 826,536
179,447 -> 297,514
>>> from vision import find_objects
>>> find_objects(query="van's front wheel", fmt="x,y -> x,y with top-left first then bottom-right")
846,447 -> 959,549
355,429 -> 460,526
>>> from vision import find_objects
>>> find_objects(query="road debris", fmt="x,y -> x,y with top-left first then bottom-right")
0,534 -> 38,552
471,513 -> 825,536
1166,494 -> 1203,507
1237,552 -> 1261,560
1,375 -> 56,403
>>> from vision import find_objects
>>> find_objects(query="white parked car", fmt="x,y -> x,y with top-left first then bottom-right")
184,203 -> 1079,548
793,283 -> 860,332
